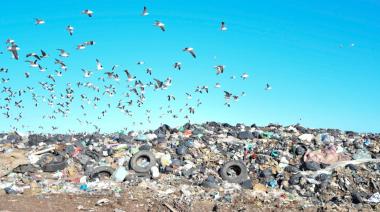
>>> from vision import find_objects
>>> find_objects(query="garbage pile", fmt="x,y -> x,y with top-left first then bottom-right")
1,122 -> 380,209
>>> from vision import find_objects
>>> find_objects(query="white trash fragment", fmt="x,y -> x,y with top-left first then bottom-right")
96,198 -> 110,206
150,166 -> 160,179
299,134 -> 314,142
368,192 -> 380,204
112,167 -> 128,182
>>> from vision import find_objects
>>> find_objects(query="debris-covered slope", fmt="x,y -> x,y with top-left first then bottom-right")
0,122 -> 379,210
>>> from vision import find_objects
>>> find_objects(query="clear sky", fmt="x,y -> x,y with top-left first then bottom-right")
0,0 -> 379,133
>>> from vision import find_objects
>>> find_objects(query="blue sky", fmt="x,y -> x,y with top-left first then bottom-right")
0,0 -> 379,133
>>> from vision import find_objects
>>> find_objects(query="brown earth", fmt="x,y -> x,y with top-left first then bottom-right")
0,192 -> 302,212
1,193 -> 377,212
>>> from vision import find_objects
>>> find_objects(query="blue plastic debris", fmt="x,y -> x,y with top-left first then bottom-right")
80,184 -> 88,191
270,150 -> 279,158
267,179 -> 277,188
364,139 -> 371,146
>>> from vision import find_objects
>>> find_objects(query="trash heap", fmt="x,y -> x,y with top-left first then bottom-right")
1,122 -> 380,210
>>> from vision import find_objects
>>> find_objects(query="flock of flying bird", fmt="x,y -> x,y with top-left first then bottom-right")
0,6 -> 272,133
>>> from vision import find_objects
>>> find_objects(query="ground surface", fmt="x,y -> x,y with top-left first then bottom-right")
0,182 -> 378,212
0,194 -> 263,212
0,191 -> 305,212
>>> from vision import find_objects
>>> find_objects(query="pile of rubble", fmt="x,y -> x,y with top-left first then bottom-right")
1,122 -> 380,210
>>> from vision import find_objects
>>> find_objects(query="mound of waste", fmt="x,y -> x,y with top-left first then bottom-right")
1,122 -> 380,210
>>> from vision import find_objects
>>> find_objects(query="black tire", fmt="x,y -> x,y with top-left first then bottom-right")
219,160 -> 248,183
89,166 -> 114,179
129,150 -> 156,173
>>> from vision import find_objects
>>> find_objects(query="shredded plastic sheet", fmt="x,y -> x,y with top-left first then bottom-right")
303,145 -> 351,164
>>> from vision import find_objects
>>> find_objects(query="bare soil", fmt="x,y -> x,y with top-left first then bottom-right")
0,191 -> 301,212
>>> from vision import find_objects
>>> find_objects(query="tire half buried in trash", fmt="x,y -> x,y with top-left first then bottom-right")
129,150 -> 156,173
89,166 -> 114,179
219,160 -> 248,183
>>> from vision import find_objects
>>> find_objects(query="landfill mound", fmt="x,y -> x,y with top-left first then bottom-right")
0,122 -> 380,211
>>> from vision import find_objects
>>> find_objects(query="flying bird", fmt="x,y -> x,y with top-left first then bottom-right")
96,59 -> 103,70
220,21 -> 227,31
224,91 -> 232,100
66,25 -> 74,36
82,69 -> 92,78
82,9 -> 94,17
154,20 -> 165,31
124,69 -> 136,81
146,68 -> 152,75
174,62 -> 182,70
55,70 -> 63,77
183,47 -> 196,58
167,95 -> 176,101
55,59 -> 67,70
214,65 -> 225,75
26,52 -> 41,60
77,44 -> 86,50
142,6 -> 149,16
7,43 -> 20,60
25,60 -> 39,68
35,18 -> 45,25
84,41 -> 95,46
41,50 -> 48,58
57,49 -> 69,57
241,73 -> 249,80
38,65 -> 47,72
265,83 -> 272,91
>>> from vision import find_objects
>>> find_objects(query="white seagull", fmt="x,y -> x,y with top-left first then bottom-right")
82,9 -> 94,17
77,44 -> 86,50
7,44 -> 20,60
66,25 -> 74,36
241,73 -> 249,80
96,59 -> 103,70
35,18 -> 45,25
142,6 -> 149,16
265,83 -> 272,91
183,47 -> 196,58
214,65 -> 225,75
154,20 -> 165,31
221,21 -> 227,31
82,69 -> 92,78
25,60 -> 39,68
124,69 -> 136,82
57,49 -> 69,57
